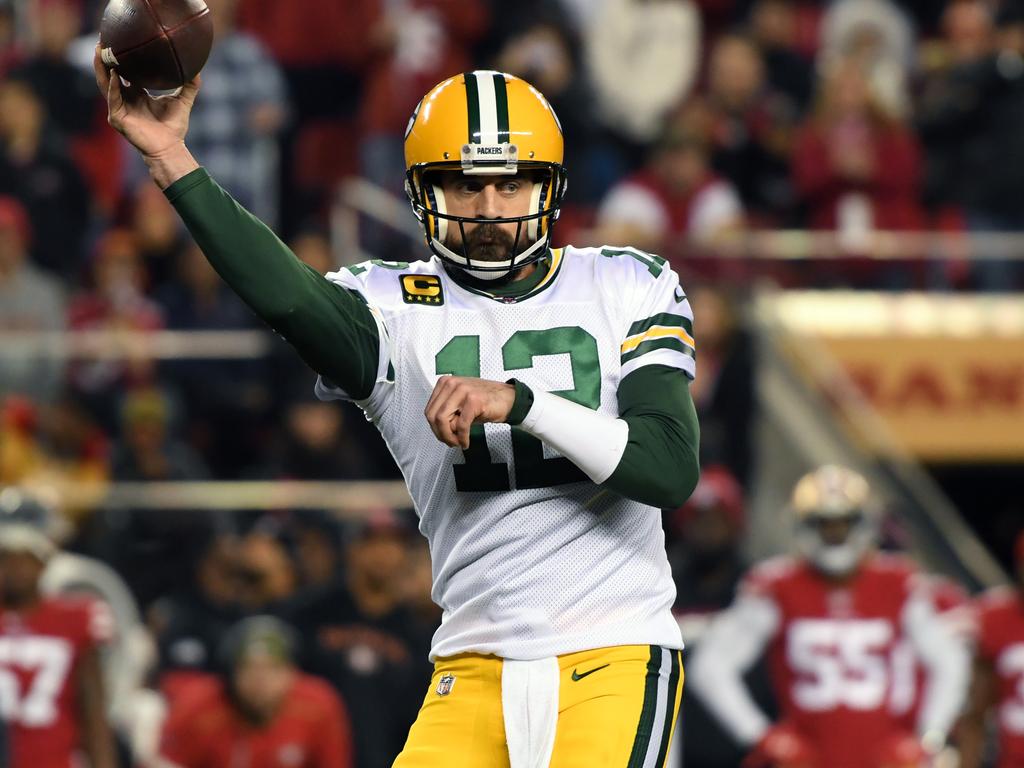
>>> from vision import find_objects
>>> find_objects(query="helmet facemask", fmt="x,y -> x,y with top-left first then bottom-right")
795,510 -> 878,578
405,160 -> 567,282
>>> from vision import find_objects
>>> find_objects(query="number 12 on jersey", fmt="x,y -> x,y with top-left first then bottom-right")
435,327 -> 600,492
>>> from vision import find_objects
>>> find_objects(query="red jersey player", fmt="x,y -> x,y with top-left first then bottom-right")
961,531 -> 1024,768
688,466 -> 969,768
0,491 -> 116,768
159,615 -> 354,768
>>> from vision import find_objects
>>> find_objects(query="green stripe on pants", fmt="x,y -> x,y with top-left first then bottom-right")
626,645 -> 662,768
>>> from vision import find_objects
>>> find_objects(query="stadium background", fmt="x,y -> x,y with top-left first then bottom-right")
0,0 -> 1023,765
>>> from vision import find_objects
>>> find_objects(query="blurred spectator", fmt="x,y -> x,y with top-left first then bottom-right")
585,0 -> 701,145
400,536 -> 440,683
290,510 -> 344,591
0,196 -> 65,403
495,14 -> 621,205
291,228 -> 336,275
917,1 -> 995,214
595,126 -> 744,253
747,0 -> 814,110
669,465 -> 748,619
0,75 -> 89,277
12,0 -> 96,138
67,229 -> 163,426
186,0 -> 288,228
157,238 -> 256,340
236,528 -> 298,611
917,1 -> 1024,290
0,1 -> 23,75
357,0 -> 490,192
130,181 -> 189,291
792,58 -> 925,240
158,242 -> 269,478
150,532 -> 245,687
666,466 -> 774,768
701,34 -> 799,222
0,397 -> 109,524
159,615 -> 354,768
0,489 -> 117,768
689,286 -> 755,485
287,510 -> 425,768
819,0 -> 914,119
111,387 -> 208,481
264,393 -> 381,481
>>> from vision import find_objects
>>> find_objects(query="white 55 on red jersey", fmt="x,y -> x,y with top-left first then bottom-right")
689,553 -> 969,768
0,596 -> 112,768
975,587 -> 1024,768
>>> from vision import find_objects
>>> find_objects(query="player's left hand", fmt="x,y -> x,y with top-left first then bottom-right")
425,376 -> 516,449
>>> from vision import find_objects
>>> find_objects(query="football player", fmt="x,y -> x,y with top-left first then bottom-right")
0,490 -> 116,768
96,53 -> 700,767
688,466 -> 969,768
960,530 -> 1024,768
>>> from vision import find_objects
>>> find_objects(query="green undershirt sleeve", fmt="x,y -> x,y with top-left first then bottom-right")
604,364 -> 701,509
164,168 -> 380,400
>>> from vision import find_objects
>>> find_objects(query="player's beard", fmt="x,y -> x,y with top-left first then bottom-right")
452,223 -> 526,265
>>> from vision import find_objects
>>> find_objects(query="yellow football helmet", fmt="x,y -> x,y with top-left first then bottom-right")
404,70 -> 568,279
790,465 -> 880,577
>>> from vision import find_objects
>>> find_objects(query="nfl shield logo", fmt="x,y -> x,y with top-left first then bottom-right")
436,673 -> 456,696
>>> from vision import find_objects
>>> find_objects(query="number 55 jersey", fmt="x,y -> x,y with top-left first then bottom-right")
315,246 -> 696,661
688,554 -> 969,768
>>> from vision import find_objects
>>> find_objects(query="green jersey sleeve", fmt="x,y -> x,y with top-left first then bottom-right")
164,168 -> 380,400
604,364 -> 700,509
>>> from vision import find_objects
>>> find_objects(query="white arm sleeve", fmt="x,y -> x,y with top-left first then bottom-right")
688,594 -> 780,746
903,591 -> 971,742
519,389 -> 629,484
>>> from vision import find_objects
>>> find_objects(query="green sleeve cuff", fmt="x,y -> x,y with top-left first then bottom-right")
505,379 -> 535,425
163,167 -> 211,202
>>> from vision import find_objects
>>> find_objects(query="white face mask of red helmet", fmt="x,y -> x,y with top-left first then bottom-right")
795,511 -> 878,577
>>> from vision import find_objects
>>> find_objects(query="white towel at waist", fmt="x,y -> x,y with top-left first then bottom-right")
502,656 -> 560,768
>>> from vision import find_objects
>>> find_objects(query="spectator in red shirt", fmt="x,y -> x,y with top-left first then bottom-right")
67,229 -> 163,426
701,34 -> 800,224
792,58 -> 925,236
594,126 -> 745,253
160,615 -> 354,768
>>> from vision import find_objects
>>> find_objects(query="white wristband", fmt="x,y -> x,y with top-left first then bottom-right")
519,389 -> 629,484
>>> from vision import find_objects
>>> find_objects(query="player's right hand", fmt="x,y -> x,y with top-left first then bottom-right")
93,43 -> 200,160
743,724 -> 817,768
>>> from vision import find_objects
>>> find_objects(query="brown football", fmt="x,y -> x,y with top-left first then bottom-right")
99,0 -> 213,91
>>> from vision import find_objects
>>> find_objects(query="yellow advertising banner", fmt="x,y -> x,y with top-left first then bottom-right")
769,292 -> 1024,461
820,337 -> 1024,460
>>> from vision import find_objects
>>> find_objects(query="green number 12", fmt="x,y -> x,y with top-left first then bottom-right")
434,326 -> 600,492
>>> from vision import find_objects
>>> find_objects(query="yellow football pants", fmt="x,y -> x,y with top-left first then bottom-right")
393,644 -> 684,768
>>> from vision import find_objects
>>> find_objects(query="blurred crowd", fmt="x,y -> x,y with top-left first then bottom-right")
1,0 -> 1024,766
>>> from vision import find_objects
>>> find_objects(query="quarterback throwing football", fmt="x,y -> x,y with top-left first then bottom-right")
96,51 -> 700,768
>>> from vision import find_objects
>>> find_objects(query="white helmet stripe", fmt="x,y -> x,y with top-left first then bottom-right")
475,71 -> 500,145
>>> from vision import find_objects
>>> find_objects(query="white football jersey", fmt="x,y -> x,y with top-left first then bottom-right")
316,245 -> 696,660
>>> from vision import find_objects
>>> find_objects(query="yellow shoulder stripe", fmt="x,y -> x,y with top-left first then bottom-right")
620,326 -> 696,354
